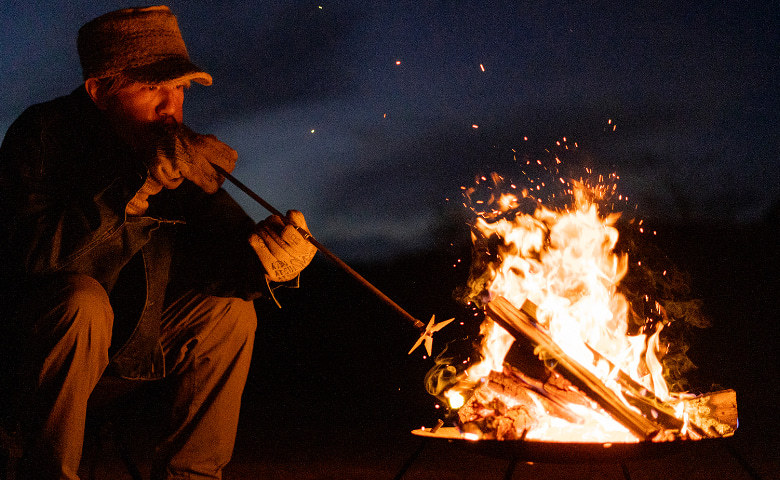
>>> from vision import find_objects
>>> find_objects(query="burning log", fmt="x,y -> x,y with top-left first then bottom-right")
480,296 -> 738,441
457,366 -> 584,440
580,341 -> 714,438
457,371 -> 539,441
676,390 -> 737,437
486,296 -> 669,440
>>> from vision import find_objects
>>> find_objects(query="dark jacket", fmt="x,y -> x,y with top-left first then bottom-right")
0,86 -> 269,379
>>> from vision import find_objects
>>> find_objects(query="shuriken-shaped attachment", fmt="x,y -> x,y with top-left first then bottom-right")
408,315 -> 455,356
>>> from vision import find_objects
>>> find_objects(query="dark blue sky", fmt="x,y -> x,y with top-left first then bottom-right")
1,1 -> 777,261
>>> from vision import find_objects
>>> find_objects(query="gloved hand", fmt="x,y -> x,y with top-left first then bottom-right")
249,210 -> 317,283
150,124 -> 238,193
126,175 -> 163,216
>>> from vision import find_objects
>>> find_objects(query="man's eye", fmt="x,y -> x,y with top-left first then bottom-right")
147,85 -> 158,91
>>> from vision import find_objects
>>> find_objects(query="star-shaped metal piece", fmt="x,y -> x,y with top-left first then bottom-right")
408,315 -> 455,356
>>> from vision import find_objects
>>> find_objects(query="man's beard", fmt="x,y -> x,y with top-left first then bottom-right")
125,117 -> 180,152
150,115 -> 180,136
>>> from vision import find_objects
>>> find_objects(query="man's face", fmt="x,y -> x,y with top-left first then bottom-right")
102,80 -> 188,149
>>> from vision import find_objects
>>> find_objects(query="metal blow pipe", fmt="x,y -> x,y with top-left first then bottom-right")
211,162 -> 426,331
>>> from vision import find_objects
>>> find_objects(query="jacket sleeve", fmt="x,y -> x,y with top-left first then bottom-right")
0,101 -> 147,281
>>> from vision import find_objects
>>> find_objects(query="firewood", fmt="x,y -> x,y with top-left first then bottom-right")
500,342 -> 603,423
493,368 -> 583,424
486,296 -> 663,440
582,342 -> 710,437
490,298 -> 736,440
675,389 -> 737,437
458,377 -> 539,440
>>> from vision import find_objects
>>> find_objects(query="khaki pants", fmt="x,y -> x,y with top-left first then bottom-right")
13,274 -> 257,480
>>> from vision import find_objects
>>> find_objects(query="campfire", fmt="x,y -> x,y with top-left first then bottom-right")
421,165 -> 737,444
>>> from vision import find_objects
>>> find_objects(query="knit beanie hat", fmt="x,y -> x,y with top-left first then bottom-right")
77,5 -> 212,85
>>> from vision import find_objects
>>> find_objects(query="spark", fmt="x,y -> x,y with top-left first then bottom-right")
479,63 -> 485,72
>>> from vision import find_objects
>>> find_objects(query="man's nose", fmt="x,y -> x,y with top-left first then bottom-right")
156,87 -> 183,118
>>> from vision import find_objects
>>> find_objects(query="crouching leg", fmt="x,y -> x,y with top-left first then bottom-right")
13,274 -> 114,480
152,293 -> 257,480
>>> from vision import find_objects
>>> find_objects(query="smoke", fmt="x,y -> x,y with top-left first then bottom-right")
424,336 -> 480,398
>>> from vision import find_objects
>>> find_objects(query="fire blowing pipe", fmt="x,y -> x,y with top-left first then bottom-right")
210,163 -> 431,334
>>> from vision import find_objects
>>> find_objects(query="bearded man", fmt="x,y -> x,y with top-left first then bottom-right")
0,6 -> 316,479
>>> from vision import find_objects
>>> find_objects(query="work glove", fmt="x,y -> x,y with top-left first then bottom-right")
150,124 -> 238,194
249,210 -> 318,283
126,175 -> 163,216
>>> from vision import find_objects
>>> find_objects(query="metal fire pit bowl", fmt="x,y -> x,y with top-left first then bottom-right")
411,427 -> 735,464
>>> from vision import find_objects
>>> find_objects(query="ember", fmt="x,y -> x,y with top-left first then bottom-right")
425,159 -> 737,443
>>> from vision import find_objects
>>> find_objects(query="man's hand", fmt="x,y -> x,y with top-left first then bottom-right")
151,125 -> 238,193
126,176 -> 163,216
249,210 -> 317,283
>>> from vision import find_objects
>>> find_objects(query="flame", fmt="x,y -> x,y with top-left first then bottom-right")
445,390 -> 465,409
447,175 -> 674,442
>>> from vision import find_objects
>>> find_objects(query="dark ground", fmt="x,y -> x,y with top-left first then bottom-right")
77,211 -> 779,479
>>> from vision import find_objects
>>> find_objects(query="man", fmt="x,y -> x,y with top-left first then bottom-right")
0,6 -> 316,479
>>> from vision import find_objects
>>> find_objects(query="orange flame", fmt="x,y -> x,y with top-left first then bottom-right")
450,176 -> 673,442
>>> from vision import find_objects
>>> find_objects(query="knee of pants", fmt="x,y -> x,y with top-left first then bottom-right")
32,274 -> 114,352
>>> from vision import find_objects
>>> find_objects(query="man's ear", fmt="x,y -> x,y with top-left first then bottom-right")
84,78 -> 107,110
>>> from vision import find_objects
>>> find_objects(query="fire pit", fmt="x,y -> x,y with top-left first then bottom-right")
410,426 -> 735,464
410,164 -> 739,477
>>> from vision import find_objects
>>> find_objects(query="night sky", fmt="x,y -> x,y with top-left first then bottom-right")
1,1 -> 777,261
